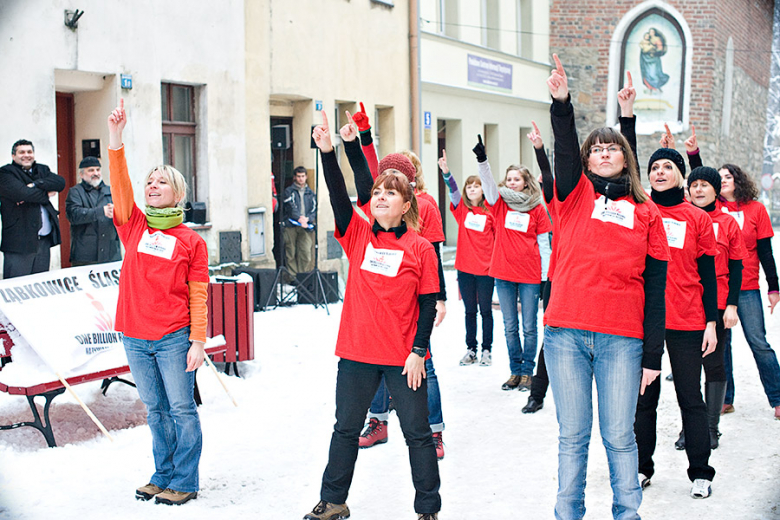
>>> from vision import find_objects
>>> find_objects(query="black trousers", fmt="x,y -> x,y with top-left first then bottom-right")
635,329 -> 715,481
3,233 -> 52,279
702,310 -> 727,382
320,359 -> 441,514
457,271 -> 494,351
530,280 -> 552,401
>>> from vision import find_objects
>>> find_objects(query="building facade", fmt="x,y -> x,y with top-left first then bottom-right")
418,0 -> 552,244
549,0 -> 774,180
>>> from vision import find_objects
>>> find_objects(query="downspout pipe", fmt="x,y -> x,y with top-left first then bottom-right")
409,0 -> 421,155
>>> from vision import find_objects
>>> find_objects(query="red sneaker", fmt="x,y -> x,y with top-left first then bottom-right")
359,418 -> 388,448
432,432 -> 444,460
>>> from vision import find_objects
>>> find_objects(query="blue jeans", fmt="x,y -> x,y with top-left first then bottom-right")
724,290 -> 780,407
495,279 -> 540,376
544,326 -> 643,520
124,327 -> 202,492
367,343 -> 443,432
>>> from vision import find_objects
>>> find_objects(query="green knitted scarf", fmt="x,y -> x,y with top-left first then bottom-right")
145,206 -> 184,230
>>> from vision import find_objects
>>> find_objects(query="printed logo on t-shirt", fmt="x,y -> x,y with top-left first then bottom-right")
360,242 -> 404,277
713,222 -> 720,240
464,212 -> 487,232
662,218 -> 687,249
590,196 -> 635,229
137,230 -> 177,260
722,207 -> 744,230
505,211 -> 530,233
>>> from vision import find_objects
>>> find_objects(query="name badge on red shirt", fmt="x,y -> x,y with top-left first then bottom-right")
713,222 -> 720,239
722,207 -> 744,230
662,218 -> 687,249
360,243 -> 404,277
590,196 -> 635,229
137,230 -> 178,260
505,211 -> 530,232
464,212 -> 487,232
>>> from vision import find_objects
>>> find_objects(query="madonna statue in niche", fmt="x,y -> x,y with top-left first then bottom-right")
621,9 -> 686,132
639,27 -> 670,93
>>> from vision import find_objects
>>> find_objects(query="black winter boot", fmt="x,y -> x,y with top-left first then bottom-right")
705,381 -> 727,449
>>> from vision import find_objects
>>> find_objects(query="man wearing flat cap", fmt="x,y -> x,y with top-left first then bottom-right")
65,156 -> 121,266
0,139 -> 65,278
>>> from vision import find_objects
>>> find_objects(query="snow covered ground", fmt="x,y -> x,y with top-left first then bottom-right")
1,269 -> 779,519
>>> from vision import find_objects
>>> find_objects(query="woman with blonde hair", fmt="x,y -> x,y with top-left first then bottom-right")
107,100 -> 209,506
475,136 -> 552,391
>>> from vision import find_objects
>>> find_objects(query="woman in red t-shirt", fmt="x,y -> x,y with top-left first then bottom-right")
475,137 -> 552,392
687,166 -> 746,449
107,100 -> 209,506
718,164 -> 780,419
544,56 -> 669,518
304,112 -> 441,520
438,150 -> 495,366
634,147 -> 718,498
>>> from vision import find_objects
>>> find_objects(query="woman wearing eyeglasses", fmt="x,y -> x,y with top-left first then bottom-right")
544,55 -> 669,520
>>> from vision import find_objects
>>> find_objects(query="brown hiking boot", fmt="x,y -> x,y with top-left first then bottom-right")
135,483 -> 164,501
303,500 -> 350,519
154,488 -> 198,505
518,375 -> 532,391
501,374 -> 522,391
418,514 -> 439,519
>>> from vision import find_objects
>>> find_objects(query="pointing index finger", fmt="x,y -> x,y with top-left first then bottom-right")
532,120 -> 540,134
345,110 -> 354,124
442,149 -> 447,161
359,102 -> 366,114
321,110 -> 329,130
691,123 -> 696,137
478,134 -> 483,146
553,53 -> 564,75
664,123 -> 672,137
626,71 -> 633,88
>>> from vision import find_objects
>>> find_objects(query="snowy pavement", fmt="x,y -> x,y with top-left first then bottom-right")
1,269 -> 779,519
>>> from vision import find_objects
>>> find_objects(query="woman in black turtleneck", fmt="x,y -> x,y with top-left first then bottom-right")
634,147 -> 718,499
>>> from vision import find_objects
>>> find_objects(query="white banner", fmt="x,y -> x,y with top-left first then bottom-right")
0,262 -> 124,373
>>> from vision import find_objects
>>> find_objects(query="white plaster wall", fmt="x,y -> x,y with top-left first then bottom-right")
0,0 -> 247,267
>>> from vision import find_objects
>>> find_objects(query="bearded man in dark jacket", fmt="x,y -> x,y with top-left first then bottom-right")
65,156 -> 121,266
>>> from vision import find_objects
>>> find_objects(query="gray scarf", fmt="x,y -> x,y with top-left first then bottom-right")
499,186 -> 542,212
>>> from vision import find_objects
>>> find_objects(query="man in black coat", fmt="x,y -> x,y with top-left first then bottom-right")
0,140 -> 65,278
65,157 -> 121,266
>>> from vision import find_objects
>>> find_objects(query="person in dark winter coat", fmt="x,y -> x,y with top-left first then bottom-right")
66,157 -> 122,266
0,139 -> 65,278
282,166 -> 316,278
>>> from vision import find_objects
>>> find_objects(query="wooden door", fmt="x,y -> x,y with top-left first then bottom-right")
56,92 -> 75,268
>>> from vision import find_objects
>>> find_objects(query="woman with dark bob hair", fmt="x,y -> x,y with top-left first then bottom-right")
304,111 -> 441,520
543,55 -> 669,520
718,163 -> 780,420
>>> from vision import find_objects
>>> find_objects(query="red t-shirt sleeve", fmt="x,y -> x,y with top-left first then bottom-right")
534,205 -> 553,234
728,219 -> 748,260
696,212 -> 718,258
754,203 -> 775,240
646,202 -> 672,262
188,237 -> 210,283
418,241 -> 440,294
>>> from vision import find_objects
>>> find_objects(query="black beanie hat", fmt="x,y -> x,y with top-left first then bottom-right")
648,148 -> 685,178
79,156 -> 101,169
687,166 -> 722,196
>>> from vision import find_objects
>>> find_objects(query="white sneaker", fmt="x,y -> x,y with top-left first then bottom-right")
690,479 -> 712,499
459,350 -> 478,366
479,350 -> 492,366
639,473 -> 651,490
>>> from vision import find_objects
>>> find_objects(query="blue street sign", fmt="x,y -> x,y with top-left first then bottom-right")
315,100 -> 323,111
120,74 -> 132,90
424,111 -> 432,129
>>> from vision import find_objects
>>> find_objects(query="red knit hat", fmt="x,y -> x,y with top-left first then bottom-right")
378,153 -> 416,184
